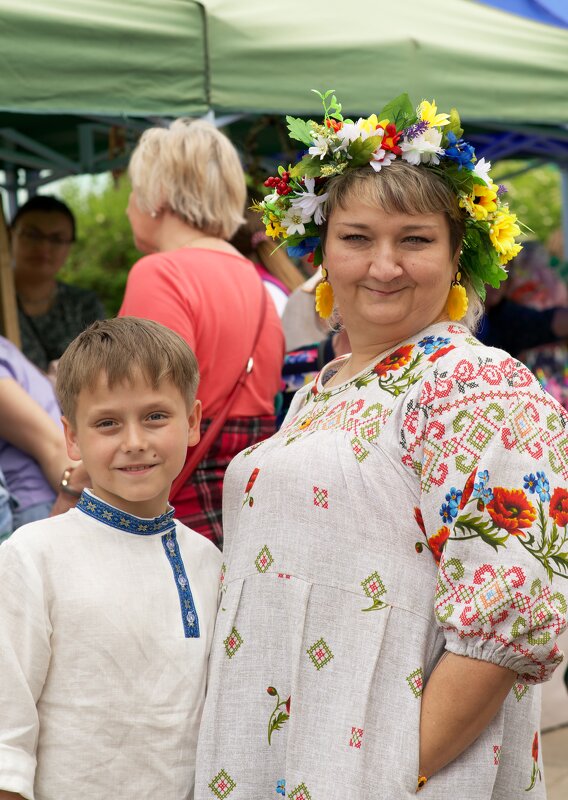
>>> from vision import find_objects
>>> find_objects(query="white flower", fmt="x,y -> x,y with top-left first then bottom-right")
370,149 -> 396,173
334,118 -> 380,152
473,157 -> 492,185
289,178 -> 329,225
400,127 -> 444,166
282,208 -> 308,235
308,133 -> 330,160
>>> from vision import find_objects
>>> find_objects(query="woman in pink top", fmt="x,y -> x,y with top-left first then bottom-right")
119,119 -> 284,547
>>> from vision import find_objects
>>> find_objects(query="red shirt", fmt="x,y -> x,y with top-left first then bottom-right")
119,248 -> 284,417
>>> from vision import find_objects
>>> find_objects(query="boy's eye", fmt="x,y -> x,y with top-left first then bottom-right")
148,412 -> 167,421
95,419 -> 116,429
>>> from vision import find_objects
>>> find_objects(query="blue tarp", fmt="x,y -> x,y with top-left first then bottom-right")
479,1 -> 568,29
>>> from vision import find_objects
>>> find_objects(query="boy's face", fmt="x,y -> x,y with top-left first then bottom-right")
63,370 -> 201,518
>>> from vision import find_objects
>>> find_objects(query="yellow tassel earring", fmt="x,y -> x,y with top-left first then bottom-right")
446,270 -> 468,321
315,267 -> 334,319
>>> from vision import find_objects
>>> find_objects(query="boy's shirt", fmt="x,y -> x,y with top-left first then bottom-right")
0,492 -> 222,800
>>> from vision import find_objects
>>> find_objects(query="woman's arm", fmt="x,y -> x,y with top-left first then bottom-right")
0,378 -> 72,492
418,652 -> 517,782
0,791 -> 25,799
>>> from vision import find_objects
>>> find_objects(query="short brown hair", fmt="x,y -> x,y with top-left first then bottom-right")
128,118 -> 246,240
320,161 -> 483,329
56,317 -> 199,423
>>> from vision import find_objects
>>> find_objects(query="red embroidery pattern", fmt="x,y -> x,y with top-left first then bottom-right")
349,727 -> 364,749
435,559 -> 565,682
313,485 -> 329,508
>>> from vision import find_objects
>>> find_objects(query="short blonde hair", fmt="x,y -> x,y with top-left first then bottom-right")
321,162 -> 483,331
128,119 -> 246,240
57,317 -> 199,423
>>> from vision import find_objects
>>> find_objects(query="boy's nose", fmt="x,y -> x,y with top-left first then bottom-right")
121,424 -> 148,452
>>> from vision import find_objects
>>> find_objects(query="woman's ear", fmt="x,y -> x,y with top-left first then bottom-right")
62,416 -> 82,462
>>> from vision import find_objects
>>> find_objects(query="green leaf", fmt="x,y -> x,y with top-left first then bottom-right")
286,115 -> 314,146
454,514 -> 509,551
348,135 -> 382,167
379,93 -> 415,128
290,155 -> 322,179
446,107 -> 463,140
313,244 -> 323,267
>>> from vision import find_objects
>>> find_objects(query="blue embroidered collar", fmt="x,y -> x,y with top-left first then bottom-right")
77,490 -> 176,535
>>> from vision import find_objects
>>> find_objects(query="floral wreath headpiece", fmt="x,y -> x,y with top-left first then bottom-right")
254,90 -> 523,300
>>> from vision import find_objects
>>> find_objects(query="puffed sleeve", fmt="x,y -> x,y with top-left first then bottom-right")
406,344 -> 568,684
0,540 -> 52,799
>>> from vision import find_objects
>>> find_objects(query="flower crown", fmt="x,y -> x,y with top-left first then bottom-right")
254,90 -> 523,300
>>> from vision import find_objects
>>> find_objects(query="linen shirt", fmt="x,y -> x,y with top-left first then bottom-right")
195,322 -> 567,800
0,492 -> 222,800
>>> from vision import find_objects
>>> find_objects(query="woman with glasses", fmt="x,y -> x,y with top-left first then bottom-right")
10,196 -> 105,372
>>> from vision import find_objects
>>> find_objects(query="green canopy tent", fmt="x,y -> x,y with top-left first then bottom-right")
0,0 -> 567,341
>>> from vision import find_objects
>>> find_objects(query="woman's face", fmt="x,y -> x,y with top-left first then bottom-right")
324,199 -> 459,349
12,211 -> 74,283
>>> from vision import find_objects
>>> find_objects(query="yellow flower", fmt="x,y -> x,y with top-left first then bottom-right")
499,242 -> 522,266
489,210 -> 521,255
459,182 -> 498,221
418,100 -> 450,128
315,279 -> 334,319
265,221 -> 287,240
360,113 -> 381,135
446,282 -> 468,321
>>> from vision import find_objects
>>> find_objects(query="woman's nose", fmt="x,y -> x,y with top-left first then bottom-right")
368,246 -> 404,281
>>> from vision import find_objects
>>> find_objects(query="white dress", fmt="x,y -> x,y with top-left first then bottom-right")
195,322 -> 568,800
0,491 -> 222,800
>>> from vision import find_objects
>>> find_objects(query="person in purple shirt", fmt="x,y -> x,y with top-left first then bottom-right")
0,336 -> 71,542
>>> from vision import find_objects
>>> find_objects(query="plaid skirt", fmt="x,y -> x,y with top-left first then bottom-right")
170,415 -> 276,549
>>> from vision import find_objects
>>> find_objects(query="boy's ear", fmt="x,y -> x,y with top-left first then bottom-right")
62,416 -> 82,461
187,400 -> 202,447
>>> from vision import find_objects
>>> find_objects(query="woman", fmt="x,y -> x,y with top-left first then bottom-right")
11,196 -> 106,372
195,94 -> 567,798
119,119 -> 284,547
0,335 -> 72,541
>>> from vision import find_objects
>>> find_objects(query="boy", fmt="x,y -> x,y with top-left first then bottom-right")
0,318 -> 222,800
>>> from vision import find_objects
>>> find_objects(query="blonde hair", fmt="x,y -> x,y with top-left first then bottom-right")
320,161 -> 483,331
128,119 -> 246,240
57,317 -> 199,423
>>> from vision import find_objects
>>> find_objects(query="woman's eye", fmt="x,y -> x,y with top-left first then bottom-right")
340,234 -> 367,242
403,236 -> 433,244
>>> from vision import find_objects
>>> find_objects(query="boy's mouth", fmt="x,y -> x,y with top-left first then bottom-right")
117,464 -> 157,473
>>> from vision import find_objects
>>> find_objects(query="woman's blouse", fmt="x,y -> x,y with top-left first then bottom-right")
119,248 -> 284,419
195,321 -> 567,800
18,282 -> 106,372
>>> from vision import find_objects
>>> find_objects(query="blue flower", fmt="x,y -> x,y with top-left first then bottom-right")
440,501 -> 458,524
276,779 -> 286,796
524,473 -> 537,494
287,237 -> 320,258
444,132 -> 475,171
418,335 -> 451,355
445,487 -> 463,508
535,471 -> 550,502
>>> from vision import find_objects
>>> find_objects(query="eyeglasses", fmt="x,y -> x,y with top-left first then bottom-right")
18,229 -> 74,248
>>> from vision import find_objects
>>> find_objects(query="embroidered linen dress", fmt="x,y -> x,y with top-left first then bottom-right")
0,491 -> 222,800
195,322 -> 568,800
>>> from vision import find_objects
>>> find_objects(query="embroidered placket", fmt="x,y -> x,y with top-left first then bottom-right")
162,530 -> 200,638
77,491 -> 200,638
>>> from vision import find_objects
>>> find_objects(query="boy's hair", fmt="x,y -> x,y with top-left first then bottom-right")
56,317 -> 199,423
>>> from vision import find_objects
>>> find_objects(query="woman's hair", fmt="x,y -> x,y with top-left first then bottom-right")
11,195 -> 76,241
56,317 -> 199,424
231,206 -> 305,292
320,161 -> 484,330
128,119 -> 246,240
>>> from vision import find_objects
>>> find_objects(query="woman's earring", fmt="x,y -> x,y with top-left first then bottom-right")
315,267 -> 334,319
446,270 -> 468,321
